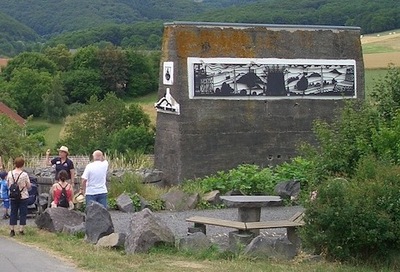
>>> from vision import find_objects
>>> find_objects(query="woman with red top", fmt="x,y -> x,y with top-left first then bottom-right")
50,170 -> 73,209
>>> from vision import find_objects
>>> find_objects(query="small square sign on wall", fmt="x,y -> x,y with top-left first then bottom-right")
163,61 -> 174,85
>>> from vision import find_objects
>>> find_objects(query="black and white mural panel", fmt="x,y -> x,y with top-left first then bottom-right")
187,57 -> 356,99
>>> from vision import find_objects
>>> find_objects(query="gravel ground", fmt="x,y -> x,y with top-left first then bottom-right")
112,205 -> 305,247
0,205 -> 304,247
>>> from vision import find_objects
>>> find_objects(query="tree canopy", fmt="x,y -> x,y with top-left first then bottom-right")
60,93 -> 154,154
0,46 -> 159,122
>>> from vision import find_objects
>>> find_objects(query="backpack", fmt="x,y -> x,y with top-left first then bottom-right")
9,172 -> 23,201
58,183 -> 69,208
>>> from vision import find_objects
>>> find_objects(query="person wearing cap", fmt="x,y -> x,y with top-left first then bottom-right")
80,150 -> 108,208
46,146 -> 75,190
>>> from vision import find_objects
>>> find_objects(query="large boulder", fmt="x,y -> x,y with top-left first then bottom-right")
97,233 -> 126,248
35,207 -> 85,232
244,235 -> 298,260
161,190 -> 199,211
136,168 -> 163,185
177,232 -> 212,252
85,201 -> 114,244
125,208 -> 175,254
116,193 -> 134,213
62,222 -> 86,236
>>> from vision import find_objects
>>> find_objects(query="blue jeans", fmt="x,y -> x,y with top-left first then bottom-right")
10,199 -> 28,226
85,193 -> 108,209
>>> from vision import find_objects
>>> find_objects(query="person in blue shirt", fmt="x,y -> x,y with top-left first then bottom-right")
0,171 -> 10,219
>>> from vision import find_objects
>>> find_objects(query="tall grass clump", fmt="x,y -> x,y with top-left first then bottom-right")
108,173 -> 167,211
107,151 -> 154,171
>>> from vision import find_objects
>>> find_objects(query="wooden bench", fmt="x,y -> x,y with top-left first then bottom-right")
245,211 -> 304,246
186,211 -> 304,237
186,216 -> 247,234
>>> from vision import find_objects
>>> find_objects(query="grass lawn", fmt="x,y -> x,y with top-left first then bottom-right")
0,226 -> 380,272
28,118 -> 64,149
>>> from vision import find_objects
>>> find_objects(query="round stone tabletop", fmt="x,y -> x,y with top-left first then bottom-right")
220,195 -> 283,208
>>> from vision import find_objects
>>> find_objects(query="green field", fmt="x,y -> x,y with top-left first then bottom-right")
362,44 -> 397,54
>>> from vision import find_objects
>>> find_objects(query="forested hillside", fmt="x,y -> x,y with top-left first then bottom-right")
193,0 -> 400,34
0,12 -> 39,57
0,0 -> 257,36
0,0 -> 399,56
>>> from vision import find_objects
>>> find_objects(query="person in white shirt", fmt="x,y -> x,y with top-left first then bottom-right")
80,150 -> 109,208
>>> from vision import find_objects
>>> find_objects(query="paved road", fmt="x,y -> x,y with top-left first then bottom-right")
0,237 -> 78,272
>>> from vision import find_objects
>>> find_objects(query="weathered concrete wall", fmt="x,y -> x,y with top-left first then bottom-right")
155,22 -> 364,184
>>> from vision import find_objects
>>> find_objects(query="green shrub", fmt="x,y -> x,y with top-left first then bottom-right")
192,164 -> 277,195
182,160 -> 320,198
273,156 -> 319,193
302,162 -> 400,265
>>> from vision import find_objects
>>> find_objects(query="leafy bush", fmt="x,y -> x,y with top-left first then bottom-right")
182,162 -> 317,197
195,164 -> 276,195
302,159 -> 400,265
273,156 -> 319,193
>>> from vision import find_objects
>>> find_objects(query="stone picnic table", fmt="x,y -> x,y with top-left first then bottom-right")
220,195 -> 283,234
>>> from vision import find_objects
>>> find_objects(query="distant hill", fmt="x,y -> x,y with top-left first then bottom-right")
0,0 -> 258,37
192,0 -> 400,34
1,0 -> 400,56
0,11 -> 39,56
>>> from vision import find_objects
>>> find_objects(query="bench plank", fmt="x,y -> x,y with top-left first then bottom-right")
186,216 -> 247,230
245,220 -> 304,230
288,211 -> 305,223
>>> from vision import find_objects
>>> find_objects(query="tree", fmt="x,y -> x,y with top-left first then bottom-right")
1,52 -> 57,81
7,67 -> 53,118
70,45 -> 99,70
97,45 -> 129,96
125,50 -> 158,97
42,76 -> 68,123
61,93 -> 154,154
0,115 -> 42,160
43,44 -> 72,71
61,69 -> 103,103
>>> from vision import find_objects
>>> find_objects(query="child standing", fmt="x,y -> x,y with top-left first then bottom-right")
0,171 -> 10,219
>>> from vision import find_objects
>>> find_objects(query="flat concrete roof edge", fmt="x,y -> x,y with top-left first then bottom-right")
164,21 -> 361,31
